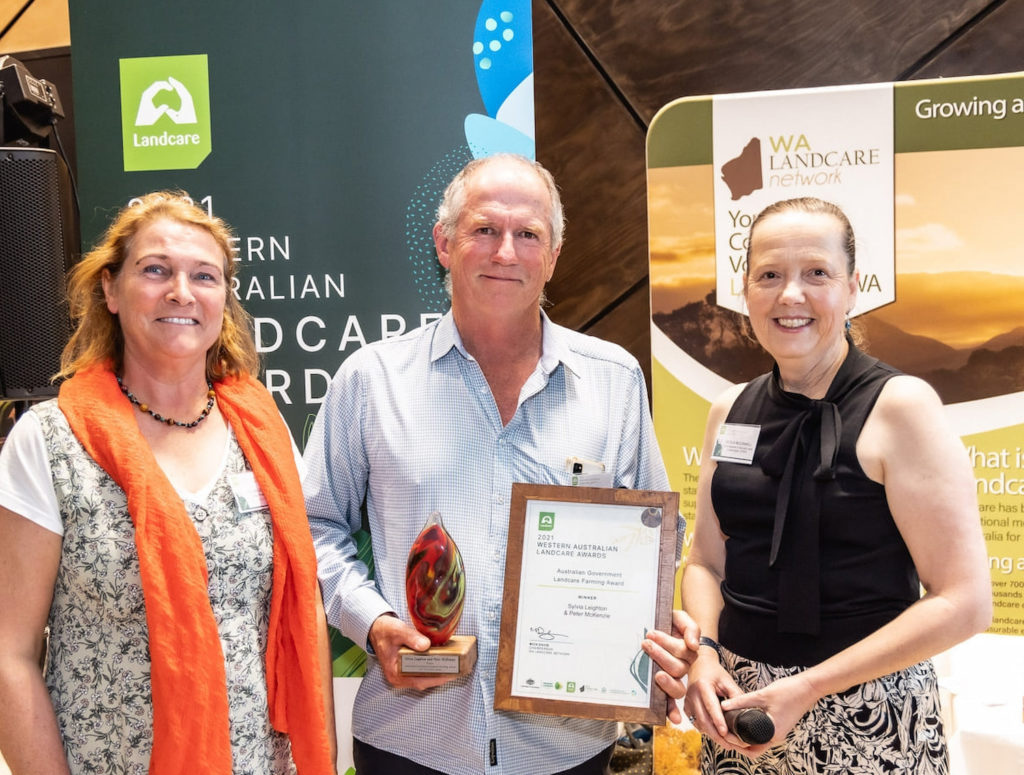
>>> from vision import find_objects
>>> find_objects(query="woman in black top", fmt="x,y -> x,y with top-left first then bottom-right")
681,197 -> 991,774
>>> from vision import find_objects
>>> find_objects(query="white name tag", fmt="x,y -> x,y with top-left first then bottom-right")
228,471 -> 268,513
565,456 -> 614,488
711,423 -> 760,465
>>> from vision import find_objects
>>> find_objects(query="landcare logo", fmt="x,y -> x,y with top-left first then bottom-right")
119,54 -> 211,171
538,511 -> 555,531
720,133 -> 882,202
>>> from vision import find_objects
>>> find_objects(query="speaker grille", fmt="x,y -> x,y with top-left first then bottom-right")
0,147 -> 73,398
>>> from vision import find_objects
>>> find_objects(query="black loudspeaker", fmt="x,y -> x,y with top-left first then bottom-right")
0,146 -> 75,399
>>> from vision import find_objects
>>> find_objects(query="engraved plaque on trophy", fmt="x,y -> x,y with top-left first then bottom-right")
398,510 -> 477,676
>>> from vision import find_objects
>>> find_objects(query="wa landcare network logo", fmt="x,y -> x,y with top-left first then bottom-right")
120,54 -> 211,171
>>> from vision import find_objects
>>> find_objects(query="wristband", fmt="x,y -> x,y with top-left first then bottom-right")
698,635 -> 722,659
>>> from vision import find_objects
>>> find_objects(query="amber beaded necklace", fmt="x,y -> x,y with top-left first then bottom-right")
116,375 -> 216,428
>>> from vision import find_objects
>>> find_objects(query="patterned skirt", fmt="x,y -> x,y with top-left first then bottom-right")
700,647 -> 949,775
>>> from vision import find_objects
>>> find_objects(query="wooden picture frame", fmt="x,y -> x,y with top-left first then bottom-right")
495,484 -> 679,724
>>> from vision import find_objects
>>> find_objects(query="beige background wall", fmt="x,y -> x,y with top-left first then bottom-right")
0,0 -> 68,50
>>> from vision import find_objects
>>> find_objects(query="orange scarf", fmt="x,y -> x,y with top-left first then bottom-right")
58,365 -> 332,774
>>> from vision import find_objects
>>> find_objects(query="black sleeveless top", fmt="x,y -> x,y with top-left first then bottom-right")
711,342 -> 920,667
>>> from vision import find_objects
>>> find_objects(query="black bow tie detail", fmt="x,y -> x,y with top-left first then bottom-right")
761,397 -> 841,567
755,341 -> 874,636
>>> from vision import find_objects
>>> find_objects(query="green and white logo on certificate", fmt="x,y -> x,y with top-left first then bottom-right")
119,54 -> 212,171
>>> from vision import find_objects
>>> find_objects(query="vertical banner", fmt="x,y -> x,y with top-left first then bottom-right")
69,2 -> 533,771
711,84 -> 894,317
647,73 -> 1024,636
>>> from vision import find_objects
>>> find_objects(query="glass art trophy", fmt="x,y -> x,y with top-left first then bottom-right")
398,510 -> 477,676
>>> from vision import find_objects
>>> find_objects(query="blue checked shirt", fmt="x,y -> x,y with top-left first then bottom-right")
304,310 -> 671,775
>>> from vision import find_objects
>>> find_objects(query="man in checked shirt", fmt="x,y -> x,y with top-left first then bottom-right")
304,154 -> 698,775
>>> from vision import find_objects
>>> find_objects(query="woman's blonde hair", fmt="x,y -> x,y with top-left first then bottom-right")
59,191 -> 260,380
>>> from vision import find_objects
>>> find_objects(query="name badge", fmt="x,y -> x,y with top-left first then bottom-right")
711,423 -> 760,465
565,456 -> 614,488
229,471 -> 268,513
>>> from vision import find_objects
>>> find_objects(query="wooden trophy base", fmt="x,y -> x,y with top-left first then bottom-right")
398,635 -> 477,676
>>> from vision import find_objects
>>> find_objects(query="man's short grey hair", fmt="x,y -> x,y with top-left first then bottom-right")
435,153 -> 565,249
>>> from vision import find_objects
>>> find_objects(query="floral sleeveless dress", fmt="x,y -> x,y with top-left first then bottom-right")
34,401 -> 295,774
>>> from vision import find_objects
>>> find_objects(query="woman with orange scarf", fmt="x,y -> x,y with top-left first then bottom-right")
0,193 -> 336,774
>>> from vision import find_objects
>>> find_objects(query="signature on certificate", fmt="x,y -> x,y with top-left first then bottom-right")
530,626 -> 568,641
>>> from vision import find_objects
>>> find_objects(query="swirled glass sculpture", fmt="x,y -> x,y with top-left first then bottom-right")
405,511 -> 466,645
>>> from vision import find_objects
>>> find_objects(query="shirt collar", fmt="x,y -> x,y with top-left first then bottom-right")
539,310 -> 581,379
429,310 -> 462,363
429,309 -> 582,380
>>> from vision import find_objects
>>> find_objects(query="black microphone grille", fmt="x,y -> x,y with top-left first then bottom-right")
724,707 -> 775,745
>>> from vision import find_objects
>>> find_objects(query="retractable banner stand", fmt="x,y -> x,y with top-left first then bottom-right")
69,2 -> 534,770
648,72 -> 1024,763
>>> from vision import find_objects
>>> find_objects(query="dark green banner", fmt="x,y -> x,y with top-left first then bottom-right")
70,0 -> 535,440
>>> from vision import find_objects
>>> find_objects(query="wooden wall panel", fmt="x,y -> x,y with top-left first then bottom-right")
533,1 -> 649,338
548,0 -> 997,120
582,283 -> 654,386
910,2 -> 1024,78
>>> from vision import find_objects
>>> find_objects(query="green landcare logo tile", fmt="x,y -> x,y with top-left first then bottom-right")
538,511 -> 555,531
120,54 -> 211,171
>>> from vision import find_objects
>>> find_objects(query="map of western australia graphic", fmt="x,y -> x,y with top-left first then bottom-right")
720,137 -> 763,200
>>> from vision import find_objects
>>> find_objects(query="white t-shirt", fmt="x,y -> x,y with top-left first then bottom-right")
0,408 -> 304,535
0,412 -> 62,534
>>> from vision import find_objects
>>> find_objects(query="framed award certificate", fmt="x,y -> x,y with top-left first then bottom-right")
495,484 -> 679,724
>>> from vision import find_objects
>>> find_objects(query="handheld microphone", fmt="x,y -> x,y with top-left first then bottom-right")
723,707 -> 775,745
